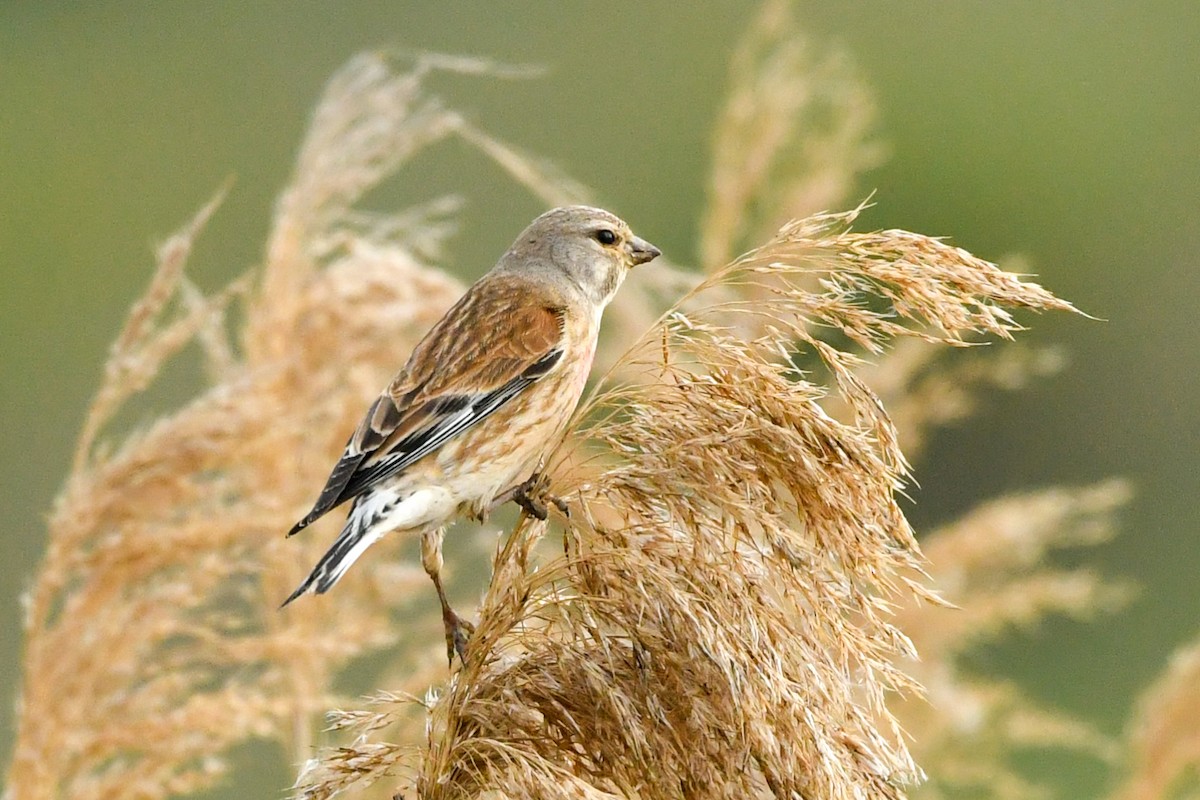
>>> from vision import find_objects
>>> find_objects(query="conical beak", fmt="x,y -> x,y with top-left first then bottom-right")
629,235 -> 662,266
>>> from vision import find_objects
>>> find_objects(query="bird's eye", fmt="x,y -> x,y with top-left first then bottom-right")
594,228 -> 618,246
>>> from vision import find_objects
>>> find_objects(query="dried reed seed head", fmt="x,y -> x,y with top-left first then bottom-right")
891,482 -> 1132,800
340,206 -> 1084,800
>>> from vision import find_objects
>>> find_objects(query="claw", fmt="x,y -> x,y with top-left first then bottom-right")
550,494 -> 570,518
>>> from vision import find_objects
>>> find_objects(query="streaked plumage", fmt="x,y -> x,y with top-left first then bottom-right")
283,205 -> 660,660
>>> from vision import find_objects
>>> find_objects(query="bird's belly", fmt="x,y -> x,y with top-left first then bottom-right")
436,370 -> 584,512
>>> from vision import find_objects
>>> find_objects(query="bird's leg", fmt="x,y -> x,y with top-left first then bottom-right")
420,528 -> 473,666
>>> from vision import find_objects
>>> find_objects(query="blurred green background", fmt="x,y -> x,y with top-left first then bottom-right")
2,1 -> 1197,796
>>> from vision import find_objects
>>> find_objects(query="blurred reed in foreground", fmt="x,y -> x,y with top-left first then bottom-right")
11,1 -> 1193,799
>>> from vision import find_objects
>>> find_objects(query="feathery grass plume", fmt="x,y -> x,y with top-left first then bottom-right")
1111,634 -> 1200,800
5,52 -> 587,800
293,206 -> 1081,800
893,482 -> 1132,800
699,0 -> 883,270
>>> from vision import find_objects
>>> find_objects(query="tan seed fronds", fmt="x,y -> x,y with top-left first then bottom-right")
911,481 -> 1134,645
7,52 -> 585,800
295,207 -> 1082,800
846,337 -> 1068,460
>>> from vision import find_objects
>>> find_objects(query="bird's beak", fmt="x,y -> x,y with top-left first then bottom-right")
628,235 -> 662,267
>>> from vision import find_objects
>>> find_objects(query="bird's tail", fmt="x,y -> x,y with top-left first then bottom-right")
281,504 -> 385,607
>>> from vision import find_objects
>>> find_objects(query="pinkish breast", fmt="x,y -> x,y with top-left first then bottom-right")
571,335 -> 598,396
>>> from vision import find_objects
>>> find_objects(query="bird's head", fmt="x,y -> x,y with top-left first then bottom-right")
504,205 -> 661,308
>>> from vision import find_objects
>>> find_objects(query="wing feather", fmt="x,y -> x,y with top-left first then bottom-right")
288,276 -> 566,535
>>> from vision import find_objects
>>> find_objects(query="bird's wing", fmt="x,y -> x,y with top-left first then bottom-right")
288,277 -> 566,535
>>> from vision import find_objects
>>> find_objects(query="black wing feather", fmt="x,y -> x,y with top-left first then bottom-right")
339,348 -> 561,500
288,448 -> 367,535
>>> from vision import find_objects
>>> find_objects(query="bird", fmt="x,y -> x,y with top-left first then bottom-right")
282,205 -> 661,664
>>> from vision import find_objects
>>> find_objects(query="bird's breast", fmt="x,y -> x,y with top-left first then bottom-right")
435,317 -> 600,511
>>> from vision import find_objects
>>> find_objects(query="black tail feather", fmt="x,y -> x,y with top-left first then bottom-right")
280,510 -> 375,608
280,574 -> 315,608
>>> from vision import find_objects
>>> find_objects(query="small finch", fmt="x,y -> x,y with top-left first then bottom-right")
283,205 -> 660,662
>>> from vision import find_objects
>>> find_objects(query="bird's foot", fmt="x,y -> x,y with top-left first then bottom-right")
513,486 -> 547,520
441,606 -> 475,667
512,472 -> 568,521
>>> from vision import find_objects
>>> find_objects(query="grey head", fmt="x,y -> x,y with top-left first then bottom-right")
496,205 -> 661,308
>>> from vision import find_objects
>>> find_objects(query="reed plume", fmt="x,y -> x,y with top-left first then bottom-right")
4,52 -> 582,800
293,205 -> 1082,799
700,0 -> 883,270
